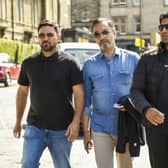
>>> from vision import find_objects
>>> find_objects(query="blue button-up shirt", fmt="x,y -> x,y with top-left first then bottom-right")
83,47 -> 139,135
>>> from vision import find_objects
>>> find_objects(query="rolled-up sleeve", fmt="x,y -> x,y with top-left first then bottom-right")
83,106 -> 92,115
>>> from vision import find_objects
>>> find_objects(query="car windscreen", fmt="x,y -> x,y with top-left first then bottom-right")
64,48 -> 99,64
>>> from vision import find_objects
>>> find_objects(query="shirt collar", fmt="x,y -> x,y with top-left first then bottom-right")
99,47 -> 120,60
39,51 -> 59,61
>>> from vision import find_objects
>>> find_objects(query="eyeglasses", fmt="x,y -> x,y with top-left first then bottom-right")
94,29 -> 112,38
158,24 -> 168,31
38,33 -> 55,39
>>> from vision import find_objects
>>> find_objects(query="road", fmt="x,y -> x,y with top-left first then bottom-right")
0,82 -> 151,168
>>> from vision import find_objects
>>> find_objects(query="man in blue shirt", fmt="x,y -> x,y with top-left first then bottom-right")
82,18 -> 139,168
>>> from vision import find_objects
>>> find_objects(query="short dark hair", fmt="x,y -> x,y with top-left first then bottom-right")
159,12 -> 168,24
91,18 -> 115,32
38,19 -> 59,33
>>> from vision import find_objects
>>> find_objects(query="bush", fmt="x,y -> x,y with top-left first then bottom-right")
0,38 -> 40,63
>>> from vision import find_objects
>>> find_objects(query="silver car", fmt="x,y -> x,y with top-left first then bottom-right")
58,42 -> 100,66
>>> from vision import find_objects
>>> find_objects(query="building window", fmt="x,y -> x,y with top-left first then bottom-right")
32,0 -> 40,27
164,0 -> 168,5
0,27 -> 6,37
113,16 -> 127,34
81,7 -> 90,21
16,0 -> 24,23
0,0 -> 7,20
23,31 -> 32,43
111,0 -> 127,6
134,16 -> 141,33
132,0 -> 140,6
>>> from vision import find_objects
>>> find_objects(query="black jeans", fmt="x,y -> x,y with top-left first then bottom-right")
145,126 -> 168,168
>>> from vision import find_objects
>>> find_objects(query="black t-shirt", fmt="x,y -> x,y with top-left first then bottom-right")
18,51 -> 83,130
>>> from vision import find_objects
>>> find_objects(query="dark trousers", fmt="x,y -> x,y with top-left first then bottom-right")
145,126 -> 168,168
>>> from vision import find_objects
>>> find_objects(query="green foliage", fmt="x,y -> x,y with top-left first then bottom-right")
0,39 -> 18,61
0,38 -> 40,63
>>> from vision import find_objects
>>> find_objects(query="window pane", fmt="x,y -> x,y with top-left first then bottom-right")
112,16 -> 127,33
133,0 -> 140,6
111,0 -> 127,6
121,18 -> 126,23
136,24 -> 140,32
121,25 -> 126,32
134,16 -> 141,33
115,25 -> 119,31
113,18 -> 118,22
165,0 -> 168,5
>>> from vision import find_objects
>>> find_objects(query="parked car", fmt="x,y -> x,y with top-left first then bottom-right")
58,42 -> 100,66
0,53 -> 20,87
58,42 -> 100,136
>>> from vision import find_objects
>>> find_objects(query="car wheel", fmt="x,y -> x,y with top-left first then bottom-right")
4,73 -> 11,87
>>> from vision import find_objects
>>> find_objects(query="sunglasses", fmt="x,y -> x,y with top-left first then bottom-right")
158,24 -> 168,31
94,29 -> 112,38
38,33 -> 55,39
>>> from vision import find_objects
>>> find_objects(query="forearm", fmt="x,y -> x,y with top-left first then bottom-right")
130,89 -> 151,114
16,86 -> 29,124
73,84 -> 84,124
82,114 -> 90,133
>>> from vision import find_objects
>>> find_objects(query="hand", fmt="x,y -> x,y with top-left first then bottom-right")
13,123 -> 22,138
83,131 -> 93,154
114,103 -> 126,112
66,121 -> 80,141
119,105 -> 126,112
145,107 -> 165,126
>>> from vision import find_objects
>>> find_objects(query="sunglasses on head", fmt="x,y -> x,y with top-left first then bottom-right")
158,24 -> 168,31
94,29 -> 112,38
38,32 -> 55,39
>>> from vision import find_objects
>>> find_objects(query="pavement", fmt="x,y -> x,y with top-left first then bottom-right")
0,128 -> 97,168
0,125 -> 151,168
0,83 -> 151,167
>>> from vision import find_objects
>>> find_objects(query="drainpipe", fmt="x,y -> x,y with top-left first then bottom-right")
57,0 -> 60,27
11,0 -> 14,40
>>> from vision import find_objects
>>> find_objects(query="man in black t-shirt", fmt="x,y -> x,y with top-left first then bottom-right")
13,20 -> 84,168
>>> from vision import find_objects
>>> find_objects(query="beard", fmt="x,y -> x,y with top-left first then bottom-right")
162,38 -> 168,44
40,41 -> 56,51
99,39 -> 115,50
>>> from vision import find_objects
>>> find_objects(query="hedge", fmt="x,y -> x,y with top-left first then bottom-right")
0,38 -> 40,63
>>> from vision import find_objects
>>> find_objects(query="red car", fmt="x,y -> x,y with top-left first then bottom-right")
0,53 -> 20,86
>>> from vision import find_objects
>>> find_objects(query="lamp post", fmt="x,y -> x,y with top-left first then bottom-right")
11,0 -> 14,40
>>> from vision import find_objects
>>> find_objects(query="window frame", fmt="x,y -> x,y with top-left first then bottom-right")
132,0 -> 140,6
134,15 -> 141,34
112,16 -> 127,35
111,0 -> 127,7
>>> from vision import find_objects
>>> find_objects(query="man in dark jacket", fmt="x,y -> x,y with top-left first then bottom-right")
131,12 -> 168,168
